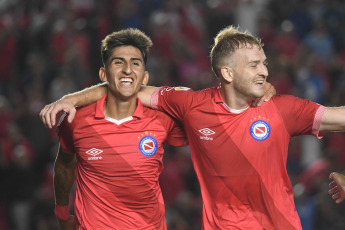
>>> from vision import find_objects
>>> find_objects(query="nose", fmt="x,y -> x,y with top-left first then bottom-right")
123,63 -> 132,75
260,64 -> 268,78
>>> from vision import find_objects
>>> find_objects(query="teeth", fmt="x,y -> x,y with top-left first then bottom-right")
120,78 -> 133,83
255,80 -> 264,84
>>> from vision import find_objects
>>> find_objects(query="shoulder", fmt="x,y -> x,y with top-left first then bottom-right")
58,103 -> 96,130
271,94 -> 315,106
160,86 -> 215,99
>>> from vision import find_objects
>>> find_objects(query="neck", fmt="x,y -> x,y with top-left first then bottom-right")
103,94 -> 137,120
219,84 -> 252,110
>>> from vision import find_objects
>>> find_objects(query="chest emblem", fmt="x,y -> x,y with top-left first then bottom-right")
250,120 -> 271,141
139,136 -> 158,157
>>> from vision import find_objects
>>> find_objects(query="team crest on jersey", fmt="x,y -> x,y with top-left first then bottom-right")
174,86 -> 190,91
250,120 -> 271,141
139,136 -> 158,157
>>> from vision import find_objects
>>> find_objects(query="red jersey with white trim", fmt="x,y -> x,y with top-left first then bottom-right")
57,95 -> 187,230
151,86 -> 325,230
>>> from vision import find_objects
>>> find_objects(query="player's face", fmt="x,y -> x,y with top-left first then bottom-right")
99,45 -> 148,100
230,45 -> 268,99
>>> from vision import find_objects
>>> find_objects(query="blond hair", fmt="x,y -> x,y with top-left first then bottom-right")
210,26 -> 263,78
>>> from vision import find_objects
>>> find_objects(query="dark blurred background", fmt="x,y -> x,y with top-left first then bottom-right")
0,0 -> 345,229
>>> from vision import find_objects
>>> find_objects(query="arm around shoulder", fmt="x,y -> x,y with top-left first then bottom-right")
138,86 -> 158,107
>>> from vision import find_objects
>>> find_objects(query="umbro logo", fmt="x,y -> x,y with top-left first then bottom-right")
86,148 -> 103,160
198,128 -> 215,141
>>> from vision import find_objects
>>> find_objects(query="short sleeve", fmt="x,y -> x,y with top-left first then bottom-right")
151,86 -> 194,122
273,95 -> 324,138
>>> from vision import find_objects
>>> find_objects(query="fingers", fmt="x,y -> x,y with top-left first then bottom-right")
39,101 -> 76,128
328,182 -> 339,195
39,104 -> 53,128
331,191 -> 345,204
253,96 -> 269,107
50,104 -> 62,127
328,180 -> 345,204
252,83 -> 275,107
67,108 -> 76,123
336,195 -> 345,204
329,172 -> 335,180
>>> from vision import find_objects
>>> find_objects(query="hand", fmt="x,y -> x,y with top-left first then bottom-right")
252,82 -> 277,106
39,100 -> 76,128
57,215 -> 76,230
328,172 -> 345,204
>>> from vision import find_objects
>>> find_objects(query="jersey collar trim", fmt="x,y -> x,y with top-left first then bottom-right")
94,95 -> 144,119
214,86 -> 224,104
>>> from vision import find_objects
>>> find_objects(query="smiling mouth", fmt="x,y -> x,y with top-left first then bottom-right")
120,77 -> 134,85
254,79 -> 265,85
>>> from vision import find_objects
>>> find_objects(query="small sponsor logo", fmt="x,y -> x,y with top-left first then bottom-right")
174,87 -> 190,91
198,128 -> 215,141
139,136 -> 158,157
250,120 -> 270,141
86,148 -> 103,160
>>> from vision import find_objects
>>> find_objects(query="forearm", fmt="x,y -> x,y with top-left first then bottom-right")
54,148 -> 76,206
320,107 -> 345,131
60,82 -> 108,107
138,86 -> 158,107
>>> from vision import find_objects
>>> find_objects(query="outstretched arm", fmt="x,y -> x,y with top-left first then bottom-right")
329,172 -> 345,204
320,107 -> 345,131
54,144 -> 77,229
40,82 -> 108,128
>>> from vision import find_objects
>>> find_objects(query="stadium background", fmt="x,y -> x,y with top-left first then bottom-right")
0,0 -> 345,229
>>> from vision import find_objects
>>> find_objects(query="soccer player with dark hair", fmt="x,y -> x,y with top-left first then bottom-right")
53,28 -> 187,230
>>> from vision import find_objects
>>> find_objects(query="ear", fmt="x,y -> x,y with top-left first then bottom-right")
99,67 -> 107,82
142,71 -> 149,85
220,66 -> 233,83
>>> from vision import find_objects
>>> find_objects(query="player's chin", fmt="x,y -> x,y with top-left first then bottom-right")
252,90 -> 265,99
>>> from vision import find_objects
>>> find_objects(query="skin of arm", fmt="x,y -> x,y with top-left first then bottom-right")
328,172 -> 345,204
54,144 -> 77,230
320,107 -> 345,131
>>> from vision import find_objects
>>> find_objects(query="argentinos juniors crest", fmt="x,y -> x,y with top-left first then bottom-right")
138,134 -> 158,157
250,116 -> 271,141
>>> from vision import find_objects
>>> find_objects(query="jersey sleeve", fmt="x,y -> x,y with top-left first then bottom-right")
165,120 -> 188,147
273,95 -> 326,138
57,113 -> 75,154
151,86 -> 194,122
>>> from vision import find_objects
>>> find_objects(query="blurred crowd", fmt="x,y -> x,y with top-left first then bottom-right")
0,0 -> 345,229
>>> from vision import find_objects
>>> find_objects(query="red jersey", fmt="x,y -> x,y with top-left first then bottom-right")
57,95 -> 186,230
151,86 -> 326,230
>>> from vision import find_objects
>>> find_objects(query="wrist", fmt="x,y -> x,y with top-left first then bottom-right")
54,203 -> 70,221
60,95 -> 79,108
